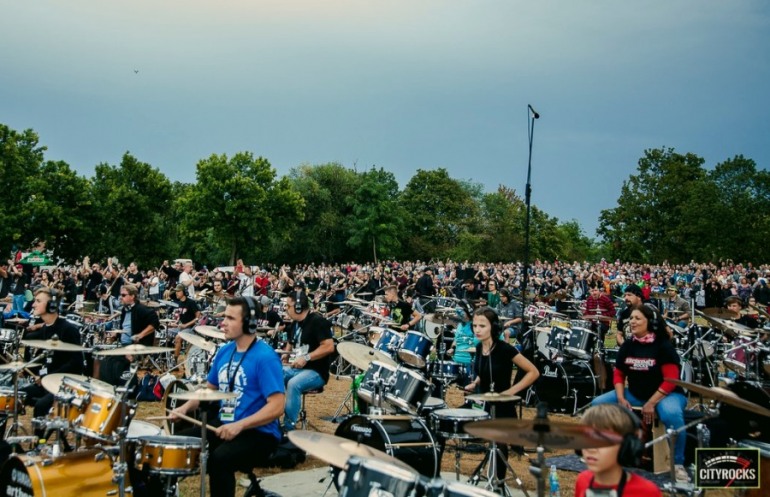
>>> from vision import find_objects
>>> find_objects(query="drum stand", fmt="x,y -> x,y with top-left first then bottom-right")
3,346 -> 47,439
113,360 -> 140,497
468,403 -> 530,497
681,328 -> 718,388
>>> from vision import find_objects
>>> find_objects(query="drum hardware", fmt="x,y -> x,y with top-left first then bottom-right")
288,429 -> 414,470
671,379 -> 770,417
431,408 -> 491,480
1,348 -> 47,439
462,393 -> 528,497
194,325 -> 225,341
169,387 -> 238,497
723,335 -> 764,379
466,402 -> 622,497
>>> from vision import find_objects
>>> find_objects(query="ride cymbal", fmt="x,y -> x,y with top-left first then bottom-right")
670,379 -> 770,417
288,430 -> 415,471
22,338 -> 89,352
94,344 -> 174,356
195,325 -> 225,341
41,373 -> 115,395
464,418 -> 623,449
178,331 -> 216,354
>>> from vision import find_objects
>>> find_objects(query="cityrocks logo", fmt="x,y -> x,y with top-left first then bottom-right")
695,448 -> 760,489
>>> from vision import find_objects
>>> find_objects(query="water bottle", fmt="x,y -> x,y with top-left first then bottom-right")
549,464 -> 561,497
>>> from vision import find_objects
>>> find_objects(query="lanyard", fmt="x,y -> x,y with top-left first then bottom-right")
226,337 -> 257,392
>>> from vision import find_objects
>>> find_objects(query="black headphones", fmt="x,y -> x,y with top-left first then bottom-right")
46,289 -> 60,314
645,303 -> 661,333
479,306 -> 502,338
294,289 -> 305,314
616,405 -> 644,467
244,297 -> 258,334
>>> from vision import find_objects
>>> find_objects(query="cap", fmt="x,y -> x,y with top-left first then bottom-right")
624,284 -> 643,298
259,296 -> 271,307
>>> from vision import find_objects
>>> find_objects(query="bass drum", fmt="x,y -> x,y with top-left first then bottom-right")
335,414 -> 439,478
535,360 -> 596,414
162,379 -> 215,435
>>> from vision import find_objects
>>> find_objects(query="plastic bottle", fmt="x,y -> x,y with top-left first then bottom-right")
549,464 -> 561,497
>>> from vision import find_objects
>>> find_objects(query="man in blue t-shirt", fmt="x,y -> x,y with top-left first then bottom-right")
171,296 -> 285,497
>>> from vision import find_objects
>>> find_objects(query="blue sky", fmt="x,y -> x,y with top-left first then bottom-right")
2,1 -> 768,237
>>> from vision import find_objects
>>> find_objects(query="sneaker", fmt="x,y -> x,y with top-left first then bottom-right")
675,464 -> 690,482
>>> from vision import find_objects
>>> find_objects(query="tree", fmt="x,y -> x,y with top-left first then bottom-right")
399,168 -> 478,259
179,152 -> 304,264
90,153 -> 175,268
347,167 -> 405,261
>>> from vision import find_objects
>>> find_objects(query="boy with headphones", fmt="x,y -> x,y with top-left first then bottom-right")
281,289 -> 335,431
575,404 -> 662,497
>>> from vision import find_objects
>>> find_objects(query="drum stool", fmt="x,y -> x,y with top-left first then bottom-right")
632,407 -> 670,474
299,387 -> 324,431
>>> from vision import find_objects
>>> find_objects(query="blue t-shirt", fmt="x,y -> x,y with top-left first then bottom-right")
207,338 -> 285,441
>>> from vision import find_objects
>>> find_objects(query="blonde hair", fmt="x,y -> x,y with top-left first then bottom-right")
580,404 -> 637,437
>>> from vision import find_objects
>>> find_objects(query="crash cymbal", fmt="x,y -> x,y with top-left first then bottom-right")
749,303 -> 770,319
0,361 -> 42,372
697,314 -> 756,338
670,379 -> 770,417
158,299 -> 179,308
650,292 -> 668,299
464,418 -> 623,449
465,392 -> 520,403
141,300 -> 162,308
425,313 -> 455,325
700,307 -> 735,318
94,344 -> 174,356
337,342 -> 396,371
41,373 -> 115,395
169,388 -> 238,402
178,331 -> 216,354
22,338 -> 89,352
288,430 -> 415,471
581,314 -> 614,322
195,325 -> 225,340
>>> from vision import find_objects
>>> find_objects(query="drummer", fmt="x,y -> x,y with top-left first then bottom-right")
445,300 -> 477,386
591,304 -> 690,483
170,296 -> 285,497
497,289 -> 523,342
725,296 -> 759,329
383,285 -> 422,331
22,288 -> 84,436
584,284 -> 616,344
615,284 -> 645,346
463,307 -> 540,480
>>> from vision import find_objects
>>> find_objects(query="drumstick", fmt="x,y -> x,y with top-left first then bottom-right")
165,408 -> 218,432
143,416 -> 172,421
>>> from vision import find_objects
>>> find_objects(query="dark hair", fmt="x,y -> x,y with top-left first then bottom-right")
725,296 -> 743,307
632,303 -> 667,339
473,306 -> 502,342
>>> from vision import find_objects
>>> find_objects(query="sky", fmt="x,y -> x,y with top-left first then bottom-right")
2,1 -> 768,238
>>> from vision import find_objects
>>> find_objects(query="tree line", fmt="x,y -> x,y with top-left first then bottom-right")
2,123 -> 765,268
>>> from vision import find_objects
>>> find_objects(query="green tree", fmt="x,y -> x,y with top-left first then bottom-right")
90,153 -> 175,268
347,167 -> 405,261
180,152 -> 304,264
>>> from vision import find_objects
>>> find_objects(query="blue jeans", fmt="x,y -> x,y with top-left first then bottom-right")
12,294 -> 26,314
592,389 -> 688,465
282,366 -> 325,431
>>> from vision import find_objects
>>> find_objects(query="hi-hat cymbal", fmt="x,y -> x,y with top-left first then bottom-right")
22,338 -> 89,352
288,430 -> 415,471
94,344 -> 174,356
700,307 -> 735,318
465,392 -> 520,403
464,418 -> 623,449
169,388 -> 238,402
195,325 -> 225,341
141,300 -> 162,308
425,313 -> 454,325
337,342 -> 396,371
696,312 -> 755,338
0,361 -> 42,372
178,331 -> 216,354
670,379 -> 770,417
41,373 -> 115,395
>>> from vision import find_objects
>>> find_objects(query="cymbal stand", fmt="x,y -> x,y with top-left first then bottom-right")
681,327 -> 718,388
468,401 -> 530,497
112,358 -> 140,497
4,349 -> 47,439
528,402 -> 552,497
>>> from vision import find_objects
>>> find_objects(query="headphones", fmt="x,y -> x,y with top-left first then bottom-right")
294,289 -> 306,314
244,297 -> 258,334
47,289 -> 60,314
644,303 -> 661,333
479,306 -> 502,338
576,405 -> 643,467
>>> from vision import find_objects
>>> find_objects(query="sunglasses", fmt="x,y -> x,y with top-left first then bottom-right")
120,293 -> 129,297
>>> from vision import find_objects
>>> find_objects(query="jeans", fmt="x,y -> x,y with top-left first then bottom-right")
592,388 -> 688,465
282,366 -> 325,430
12,294 -> 26,314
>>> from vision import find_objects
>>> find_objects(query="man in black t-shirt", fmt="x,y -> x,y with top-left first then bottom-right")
169,284 -> 201,363
281,290 -> 334,431
382,285 -> 422,331
615,284 -> 645,345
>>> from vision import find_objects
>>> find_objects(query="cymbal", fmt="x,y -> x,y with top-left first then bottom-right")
178,331 -> 216,353
195,325 -> 225,341
22,338 -> 89,352
700,307 -> 735,318
425,313 -> 454,325
354,292 -> 372,296
457,347 -> 476,354
670,379 -> 770,417
0,361 -> 42,372
749,303 -> 770,319
87,312 -> 112,318
288,430 -> 415,471
337,342 -> 396,371
5,317 -> 29,324
465,392 -> 520,403
464,418 -> 623,449
581,314 -> 614,322
169,388 -> 238,402
696,313 -> 755,338
41,373 -> 115,395
141,300 -> 162,308
94,344 -> 174,356
158,299 -> 179,308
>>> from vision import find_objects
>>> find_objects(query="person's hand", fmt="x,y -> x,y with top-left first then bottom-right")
216,421 -> 244,441
293,356 -> 307,369
400,324 -> 409,331
131,335 -> 140,343
464,383 -> 476,392
642,402 -> 656,424
169,406 -> 187,422
617,397 -> 632,411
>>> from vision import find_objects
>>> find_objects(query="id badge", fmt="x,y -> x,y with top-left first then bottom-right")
220,397 -> 237,422
587,489 -> 617,497
39,367 -> 48,376
470,401 -> 485,411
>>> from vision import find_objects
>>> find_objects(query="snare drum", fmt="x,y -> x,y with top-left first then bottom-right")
430,408 -> 490,440
398,330 -> 433,368
341,456 -> 422,497
420,397 -> 447,416
564,327 -> 597,360
357,361 -> 397,406
385,366 -> 432,414
135,435 -> 202,476
0,327 -> 17,342
73,386 -> 126,442
0,450 -> 122,497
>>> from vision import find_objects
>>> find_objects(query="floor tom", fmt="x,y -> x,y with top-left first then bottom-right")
430,408 -> 490,440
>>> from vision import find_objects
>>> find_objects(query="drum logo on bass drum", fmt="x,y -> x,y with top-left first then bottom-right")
695,448 -> 760,489
350,425 -> 373,437
541,365 -> 559,378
